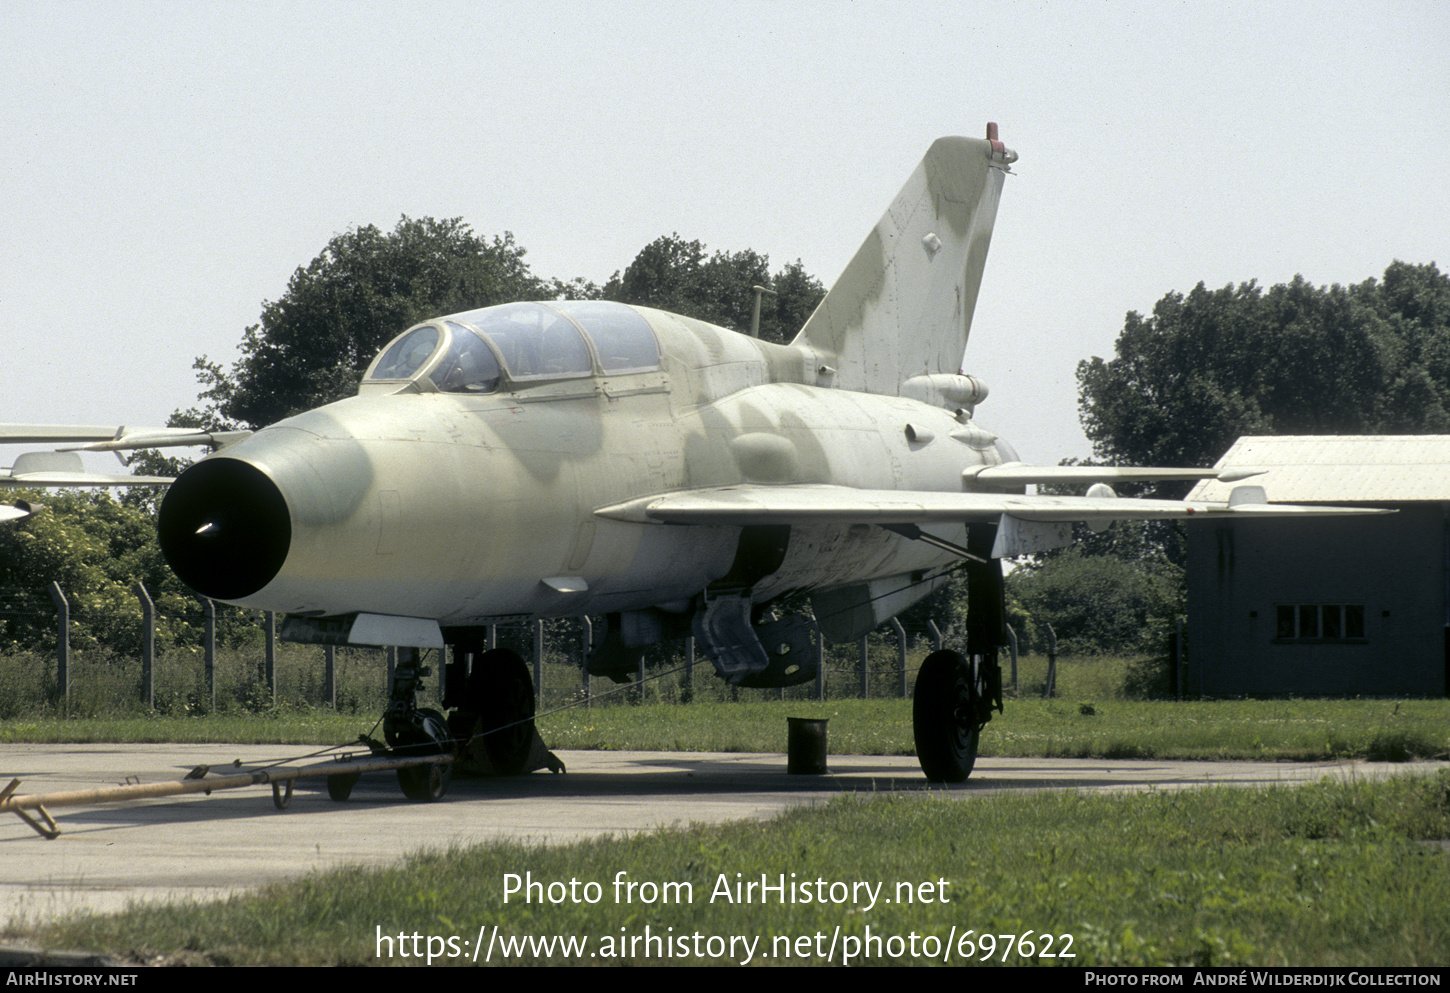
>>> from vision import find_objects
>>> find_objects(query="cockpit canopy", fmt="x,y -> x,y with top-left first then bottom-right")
363,301 -> 661,394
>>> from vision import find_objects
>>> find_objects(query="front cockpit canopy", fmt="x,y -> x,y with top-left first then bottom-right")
362,301 -> 661,394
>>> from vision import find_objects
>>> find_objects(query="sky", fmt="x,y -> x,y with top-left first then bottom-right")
4,0 -> 1448,474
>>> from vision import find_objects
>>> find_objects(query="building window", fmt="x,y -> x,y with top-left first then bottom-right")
1275,604 -> 1365,642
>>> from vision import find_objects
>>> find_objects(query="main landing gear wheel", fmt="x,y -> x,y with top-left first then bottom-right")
469,649 -> 536,776
913,650 -> 982,783
390,707 -> 453,802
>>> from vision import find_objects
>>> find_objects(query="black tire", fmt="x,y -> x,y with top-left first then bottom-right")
327,772 -> 360,801
393,707 -> 452,802
913,650 -> 980,783
397,760 -> 450,802
465,649 -> 535,776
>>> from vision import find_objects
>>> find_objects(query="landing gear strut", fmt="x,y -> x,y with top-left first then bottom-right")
910,522 -> 1005,783
383,648 -> 453,801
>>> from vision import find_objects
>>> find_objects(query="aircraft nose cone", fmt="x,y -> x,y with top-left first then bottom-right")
159,457 -> 291,600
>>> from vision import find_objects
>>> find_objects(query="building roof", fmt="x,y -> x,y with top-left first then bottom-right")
1187,436 -> 1450,503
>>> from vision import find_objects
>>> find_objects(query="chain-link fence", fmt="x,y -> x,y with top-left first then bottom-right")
1,583 -> 987,716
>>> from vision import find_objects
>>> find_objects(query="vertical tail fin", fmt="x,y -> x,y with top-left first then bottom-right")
793,126 -> 1015,395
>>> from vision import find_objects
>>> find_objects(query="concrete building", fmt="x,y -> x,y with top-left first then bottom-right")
1185,436 -> 1450,697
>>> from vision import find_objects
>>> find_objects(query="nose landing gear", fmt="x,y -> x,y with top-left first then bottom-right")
383,650 -> 453,802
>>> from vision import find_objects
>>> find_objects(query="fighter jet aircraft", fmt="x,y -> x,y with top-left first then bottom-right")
2,125 -> 1381,793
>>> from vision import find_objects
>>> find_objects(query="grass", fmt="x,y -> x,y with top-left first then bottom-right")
2,698 -> 1446,763
25,772 -> 1450,966
4,646 -> 1446,966
0,698 -> 1445,762
541,697 -> 1450,761
3,645 -> 1446,761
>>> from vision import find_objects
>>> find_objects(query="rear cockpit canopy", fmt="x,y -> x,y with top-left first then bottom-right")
362,301 -> 661,395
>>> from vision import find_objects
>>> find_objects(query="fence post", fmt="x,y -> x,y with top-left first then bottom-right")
814,625 -> 824,702
891,617 -> 908,699
927,618 -> 943,652
264,611 -> 277,706
1005,623 -> 1019,695
132,582 -> 154,710
533,619 -> 544,710
324,644 -> 336,708
1175,618 -> 1185,702
203,598 -> 216,713
48,582 -> 68,707
858,635 -> 869,700
580,617 -> 592,706
1044,623 -> 1058,698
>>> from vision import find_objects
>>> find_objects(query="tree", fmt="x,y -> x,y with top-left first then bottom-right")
1077,262 -> 1450,475
120,424 -> 202,516
1064,260 -> 1450,623
198,218 -> 554,430
1006,547 -> 1183,657
0,489 -> 196,651
603,234 -> 824,344
771,259 -> 828,342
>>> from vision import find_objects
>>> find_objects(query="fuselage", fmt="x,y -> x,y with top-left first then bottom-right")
158,301 -> 1014,626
